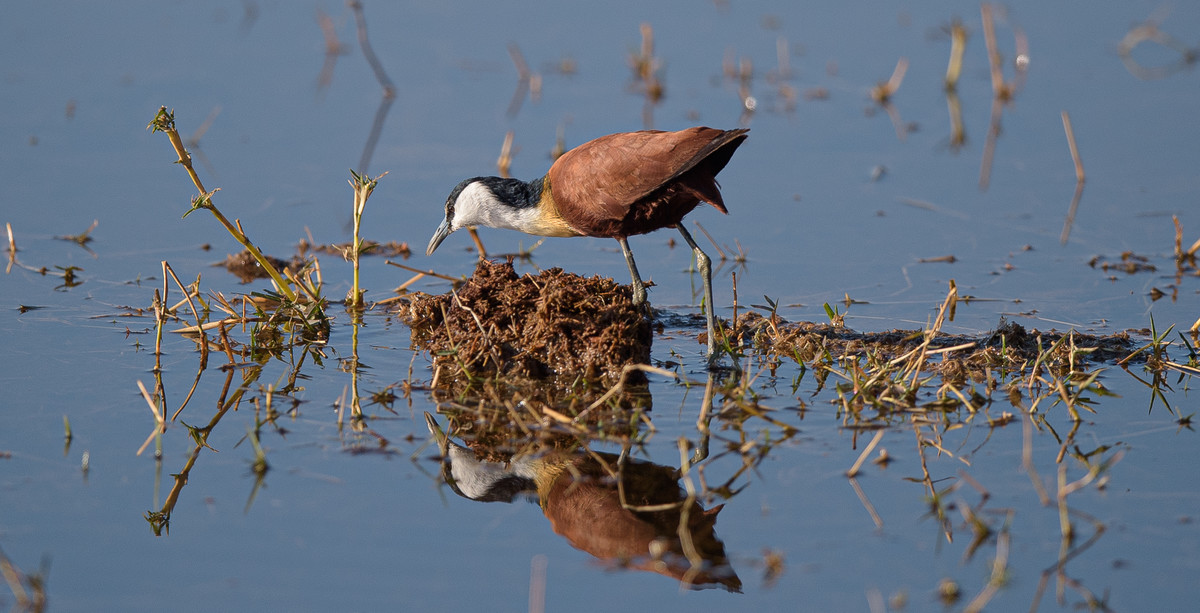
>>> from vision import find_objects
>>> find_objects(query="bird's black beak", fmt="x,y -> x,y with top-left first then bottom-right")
426,218 -> 453,256
424,411 -> 450,456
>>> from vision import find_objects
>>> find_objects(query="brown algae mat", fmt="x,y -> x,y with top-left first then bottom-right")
404,260 -> 652,387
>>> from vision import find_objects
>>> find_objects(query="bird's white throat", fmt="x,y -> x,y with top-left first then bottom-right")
452,181 -> 541,233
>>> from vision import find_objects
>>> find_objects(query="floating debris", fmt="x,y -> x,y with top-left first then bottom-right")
298,238 -> 411,259
1089,252 -> 1157,275
218,249 -> 306,284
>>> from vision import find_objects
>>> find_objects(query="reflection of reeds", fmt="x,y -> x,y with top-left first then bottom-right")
134,379 -> 165,458
415,292 -> 1148,601
1118,11 -> 1199,81
506,43 -> 541,118
0,545 -> 47,613
629,23 -> 664,129
942,19 -> 969,151
962,509 -> 1012,612
55,219 -> 98,258
133,251 -> 329,533
978,3 -> 1028,191
350,1 -> 395,174
314,8 -> 347,95
143,308 -> 325,533
1059,111 -> 1086,244
945,88 -> 966,152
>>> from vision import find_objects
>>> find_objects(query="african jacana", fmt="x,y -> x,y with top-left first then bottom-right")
426,127 -> 748,362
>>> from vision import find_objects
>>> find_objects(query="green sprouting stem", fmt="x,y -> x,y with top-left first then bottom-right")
347,169 -> 387,310
148,107 -> 297,303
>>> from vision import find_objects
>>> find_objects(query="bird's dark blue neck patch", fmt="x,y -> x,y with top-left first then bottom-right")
477,176 -> 541,209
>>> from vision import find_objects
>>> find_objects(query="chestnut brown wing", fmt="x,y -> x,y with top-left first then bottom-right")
548,128 -> 747,237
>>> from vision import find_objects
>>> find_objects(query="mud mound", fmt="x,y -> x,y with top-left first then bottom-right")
404,260 -> 652,386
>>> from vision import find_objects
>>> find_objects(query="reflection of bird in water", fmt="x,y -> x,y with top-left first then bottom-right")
425,413 -> 741,592
426,127 -> 748,362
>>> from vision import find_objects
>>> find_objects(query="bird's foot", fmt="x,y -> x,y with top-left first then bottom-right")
704,347 -> 743,374
701,327 -> 725,371
705,346 -> 722,370
632,287 -> 647,306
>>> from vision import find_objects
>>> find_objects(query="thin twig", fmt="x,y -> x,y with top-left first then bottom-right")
692,221 -> 727,261
385,260 -> 462,282
1061,111 -> 1085,183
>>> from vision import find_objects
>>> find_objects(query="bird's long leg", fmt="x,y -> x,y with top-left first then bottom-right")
466,227 -> 487,259
676,224 -> 719,362
617,237 -> 648,305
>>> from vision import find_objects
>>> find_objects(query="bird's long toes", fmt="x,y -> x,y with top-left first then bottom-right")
705,350 -> 723,371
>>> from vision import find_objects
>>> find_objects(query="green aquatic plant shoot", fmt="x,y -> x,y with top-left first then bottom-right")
147,107 -> 297,303
347,169 -> 388,310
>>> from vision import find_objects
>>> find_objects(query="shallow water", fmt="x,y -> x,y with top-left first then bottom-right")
2,2 -> 1199,611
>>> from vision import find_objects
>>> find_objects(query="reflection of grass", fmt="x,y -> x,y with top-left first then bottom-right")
0,545 -> 47,613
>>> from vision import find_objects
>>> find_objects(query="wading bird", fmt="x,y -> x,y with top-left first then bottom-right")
426,127 -> 748,362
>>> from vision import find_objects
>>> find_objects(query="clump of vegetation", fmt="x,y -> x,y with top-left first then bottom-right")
404,260 -> 652,388
737,314 -> 1135,383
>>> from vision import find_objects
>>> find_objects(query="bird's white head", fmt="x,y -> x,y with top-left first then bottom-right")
427,177 -> 539,255
426,178 -> 497,256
